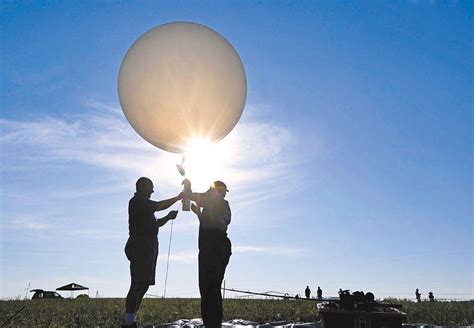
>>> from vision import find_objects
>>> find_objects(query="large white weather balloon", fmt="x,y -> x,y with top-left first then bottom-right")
118,22 -> 247,154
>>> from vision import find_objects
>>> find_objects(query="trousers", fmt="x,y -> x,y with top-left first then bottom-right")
198,236 -> 231,328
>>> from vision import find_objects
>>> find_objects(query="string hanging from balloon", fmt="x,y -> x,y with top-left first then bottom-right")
163,201 -> 182,298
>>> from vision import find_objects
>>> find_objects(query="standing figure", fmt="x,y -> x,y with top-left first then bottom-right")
123,177 -> 182,327
186,180 -> 232,328
415,288 -> 421,303
305,286 -> 311,299
428,292 -> 434,302
317,286 -> 323,300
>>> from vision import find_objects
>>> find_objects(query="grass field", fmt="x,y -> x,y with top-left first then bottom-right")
0,298 -> 473,327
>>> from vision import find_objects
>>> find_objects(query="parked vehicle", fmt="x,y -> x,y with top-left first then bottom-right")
30,289 -> 63,299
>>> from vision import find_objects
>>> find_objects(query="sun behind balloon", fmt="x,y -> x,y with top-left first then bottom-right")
118,22 -> 247,154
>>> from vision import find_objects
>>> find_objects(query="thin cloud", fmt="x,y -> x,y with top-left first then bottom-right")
6,65 -> 68,96
1,100 -> 305,207
156,243 -> 306,265
84,99 -> 124,117
6,217 -> 50,231
157,250 -> 197,264
167,251 -> 197,264
233,245 -> 307,256
1,209 -> 125,240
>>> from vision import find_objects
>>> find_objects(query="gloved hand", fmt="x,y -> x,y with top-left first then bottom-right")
182,179 -> 191,190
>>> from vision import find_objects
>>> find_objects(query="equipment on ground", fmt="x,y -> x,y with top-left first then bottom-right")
319,290 -> 407,328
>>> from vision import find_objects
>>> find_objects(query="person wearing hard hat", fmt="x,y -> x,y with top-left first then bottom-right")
123,177 -> 183,327
184,179 -> 232,328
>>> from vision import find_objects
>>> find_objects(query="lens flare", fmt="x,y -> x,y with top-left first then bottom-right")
184,138 -> 227,190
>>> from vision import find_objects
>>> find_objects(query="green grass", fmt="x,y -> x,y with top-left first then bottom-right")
385,298 -> 474,327
0,298 -> 472,327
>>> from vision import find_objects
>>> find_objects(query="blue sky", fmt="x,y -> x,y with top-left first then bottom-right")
1,1 -> 472,300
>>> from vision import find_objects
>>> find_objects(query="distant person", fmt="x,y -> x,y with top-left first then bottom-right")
123,177 -> 182,327
415,288 -> 421,303
338,288 -> 343,296
186,179 -> 232,328
317,286 -> 323,300
428,292 -> 434,302
305,286 -> 311,299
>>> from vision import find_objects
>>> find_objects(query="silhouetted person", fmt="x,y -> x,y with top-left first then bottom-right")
186,180 -> 231,328
123,177 -> 182,327
428,291 -> 434,302
415,288 -> 421,303
305,286 -> 311,299
317,286 -> 323,300
338,288 -> 343,296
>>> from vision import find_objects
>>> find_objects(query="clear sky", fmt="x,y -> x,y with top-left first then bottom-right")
1,1 -> 472,300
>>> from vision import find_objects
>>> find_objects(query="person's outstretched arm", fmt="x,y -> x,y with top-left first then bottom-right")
156,210 -> 178,228
182,179 -> 209,206
154,193 -> 183,211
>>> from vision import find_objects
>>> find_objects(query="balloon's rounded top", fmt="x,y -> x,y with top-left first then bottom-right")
118,22 -> 247,154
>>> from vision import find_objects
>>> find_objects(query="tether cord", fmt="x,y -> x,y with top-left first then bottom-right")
163,202 -> 181,298
163,155 -> 186,298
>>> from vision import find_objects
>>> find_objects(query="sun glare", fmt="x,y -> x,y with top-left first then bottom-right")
184,138 -> 228,190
